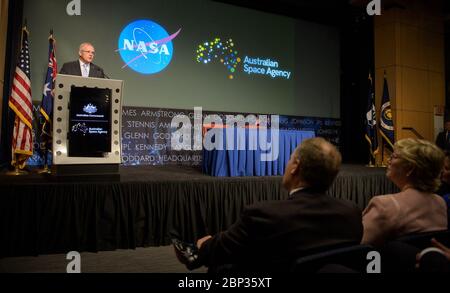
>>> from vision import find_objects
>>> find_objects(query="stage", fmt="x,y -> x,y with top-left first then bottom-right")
0,164 -> 397,257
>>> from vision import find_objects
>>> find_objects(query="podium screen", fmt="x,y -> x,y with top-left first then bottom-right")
68,87 -> 112,157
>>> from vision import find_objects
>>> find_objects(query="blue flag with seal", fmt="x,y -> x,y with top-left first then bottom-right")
380,76 -> 394,149
365,73 -> 378,161
40,32 -> 57,142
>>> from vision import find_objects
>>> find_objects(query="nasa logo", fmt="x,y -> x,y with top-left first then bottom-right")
116,19 -> 181,75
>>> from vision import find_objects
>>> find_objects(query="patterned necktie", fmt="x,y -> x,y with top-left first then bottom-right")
82,63 -> 88,77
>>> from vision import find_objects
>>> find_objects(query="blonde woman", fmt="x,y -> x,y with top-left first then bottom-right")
362,138 -> 448,246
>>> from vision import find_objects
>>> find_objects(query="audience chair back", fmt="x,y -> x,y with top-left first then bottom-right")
292,244 -> 374,273
395,230 -> 450,249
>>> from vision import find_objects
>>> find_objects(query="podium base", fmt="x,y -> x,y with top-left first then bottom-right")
50,164 -> 120,182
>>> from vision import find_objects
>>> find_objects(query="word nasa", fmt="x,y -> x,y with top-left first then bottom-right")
122,40 -> 170,55
171,107 -> 280,161
117,19 -> 179,74
243,56 -> 291,79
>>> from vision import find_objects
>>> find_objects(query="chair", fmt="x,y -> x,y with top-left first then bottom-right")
209,242 -> 361,273
380,238 -> 450,273
291,244 -> 374,273
379,241 -> 421,272
394,229 -> 450,249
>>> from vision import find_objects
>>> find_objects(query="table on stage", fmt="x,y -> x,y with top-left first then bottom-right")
202,128 -> 315,176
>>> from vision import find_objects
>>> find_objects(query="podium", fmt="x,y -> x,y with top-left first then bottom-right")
52,74 -> 123,180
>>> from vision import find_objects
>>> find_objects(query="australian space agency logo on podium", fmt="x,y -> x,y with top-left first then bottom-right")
116,19 -> 181,75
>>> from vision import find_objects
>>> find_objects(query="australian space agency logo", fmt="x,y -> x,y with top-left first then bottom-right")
83,103 -> 97,114
195,36 -> 292,80
116,19 -> 181,75
196,38 -> 240,79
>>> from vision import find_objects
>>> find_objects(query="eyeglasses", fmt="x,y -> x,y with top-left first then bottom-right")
81,50 -> 95,55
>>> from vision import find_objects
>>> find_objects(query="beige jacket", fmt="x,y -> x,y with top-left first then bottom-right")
362,188 -> 447,246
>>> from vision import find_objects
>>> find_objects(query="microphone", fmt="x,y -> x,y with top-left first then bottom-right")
97,67 -> 110,79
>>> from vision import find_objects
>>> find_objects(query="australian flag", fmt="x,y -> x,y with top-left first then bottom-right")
365,73 -> 378,161
39,32 -> 57,143
380,76 -> 395,149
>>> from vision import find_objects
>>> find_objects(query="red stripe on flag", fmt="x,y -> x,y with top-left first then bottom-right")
9,93 -> 33,123
11,83 -> 33,110
15,71 -> 32,94
20,125 -> 28,150
13,71 -> 32,97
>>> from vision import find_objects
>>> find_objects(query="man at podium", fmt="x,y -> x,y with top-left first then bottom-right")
60,42 -> 106,78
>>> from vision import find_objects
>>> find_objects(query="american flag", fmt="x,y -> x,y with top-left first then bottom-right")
40,32 -> 57,139
8,28 -> 33,168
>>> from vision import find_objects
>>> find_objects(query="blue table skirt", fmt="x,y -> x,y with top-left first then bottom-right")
202,129 -> 315,176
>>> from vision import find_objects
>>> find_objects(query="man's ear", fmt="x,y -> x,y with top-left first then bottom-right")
290,159 -> 300,175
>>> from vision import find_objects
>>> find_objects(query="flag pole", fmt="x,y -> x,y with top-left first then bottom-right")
381,140 -> 386,167
6,155 -> 29,175
366,146 -> 375,167
37,148 -> 50,174
37,29 -> 55,174
367,152 -> 372,167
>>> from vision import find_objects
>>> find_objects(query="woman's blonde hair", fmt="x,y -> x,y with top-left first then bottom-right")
394,138 -> 444,192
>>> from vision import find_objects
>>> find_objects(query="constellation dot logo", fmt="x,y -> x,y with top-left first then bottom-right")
196,38 -> 240,79
116,19 -> 181,75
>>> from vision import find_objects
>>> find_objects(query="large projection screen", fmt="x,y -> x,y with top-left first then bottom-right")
23,0 -> 340,118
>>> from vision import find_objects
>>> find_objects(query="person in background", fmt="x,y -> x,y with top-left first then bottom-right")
362,138 -> 448,247
436,151 -> 450,205
60,42 -> 106,78
175,137 -> 363,272
436,151 -> 450,225
435,119 -> 450,152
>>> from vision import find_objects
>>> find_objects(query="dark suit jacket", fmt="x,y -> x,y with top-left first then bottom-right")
198,188 -> 363,271
59,60 -> 106,78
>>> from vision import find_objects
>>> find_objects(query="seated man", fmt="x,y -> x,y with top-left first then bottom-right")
176,137 -> 363,272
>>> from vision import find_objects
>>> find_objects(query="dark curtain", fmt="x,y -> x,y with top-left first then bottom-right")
0,0 -> 23,168
339,8 -> 374,164
0,166 -> 397,257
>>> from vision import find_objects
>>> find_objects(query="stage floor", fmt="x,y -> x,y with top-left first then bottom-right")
1,163 -> 388,182
0,164 -> 397,257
